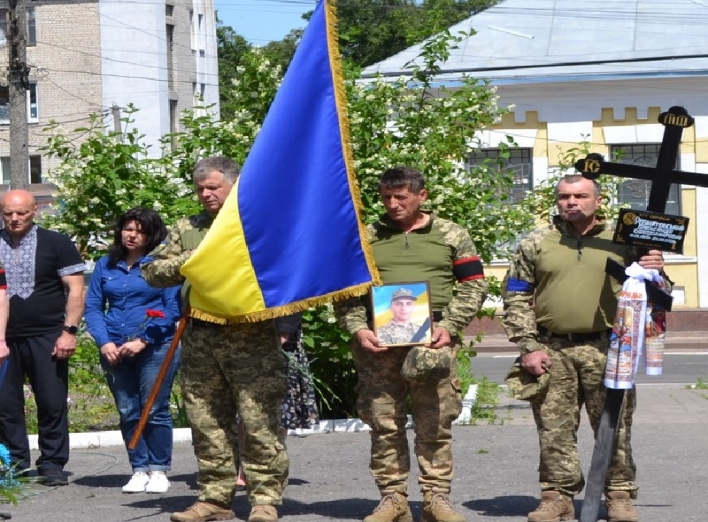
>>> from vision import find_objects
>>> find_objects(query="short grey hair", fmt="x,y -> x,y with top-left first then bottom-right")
555,174 -> 600,198
192,156 -> 240,184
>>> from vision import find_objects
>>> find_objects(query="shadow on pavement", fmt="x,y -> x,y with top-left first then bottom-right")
463,495 -> 541,517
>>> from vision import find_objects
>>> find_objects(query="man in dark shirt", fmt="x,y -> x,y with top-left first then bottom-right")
0,190 -> 85,487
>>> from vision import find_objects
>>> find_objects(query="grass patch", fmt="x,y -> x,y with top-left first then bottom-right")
690,377 -> 708,390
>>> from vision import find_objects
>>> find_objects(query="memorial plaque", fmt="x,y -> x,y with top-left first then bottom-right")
613,209 -> 689,254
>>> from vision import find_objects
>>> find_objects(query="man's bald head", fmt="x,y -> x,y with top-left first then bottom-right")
2,189 -> 36,208
1,189 -> 37,241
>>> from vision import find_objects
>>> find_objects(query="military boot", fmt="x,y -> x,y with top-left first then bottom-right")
421,490 -> 465,522
169,500 -> 235,522
605,491 -> 639,522
527,491 -> 574,522
363,492 -> 413,522
248,504 -> 278,522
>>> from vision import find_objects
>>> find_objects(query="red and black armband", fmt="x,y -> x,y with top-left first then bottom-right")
453,256 -> 484,282
0,268 -> 6,289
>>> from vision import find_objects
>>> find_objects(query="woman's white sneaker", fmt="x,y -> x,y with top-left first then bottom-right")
122,472 -> 150,493
145,471 -> 170,493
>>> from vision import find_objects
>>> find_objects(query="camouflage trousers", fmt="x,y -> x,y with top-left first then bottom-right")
531,337 -> 638,498
352,341 -> 463,494
181,320 -> 289,507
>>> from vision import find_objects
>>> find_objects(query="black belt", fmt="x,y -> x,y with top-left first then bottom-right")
538,326 -> 611,343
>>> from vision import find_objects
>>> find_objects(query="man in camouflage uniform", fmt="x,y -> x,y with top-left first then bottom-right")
502,174 -> 669,522
376,288 -> 423,345
338,166 -> 487,522
142,156 -> 288,522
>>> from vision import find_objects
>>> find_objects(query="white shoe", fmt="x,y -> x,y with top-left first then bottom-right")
122,471 -> 150,493
145,471 -> 170,493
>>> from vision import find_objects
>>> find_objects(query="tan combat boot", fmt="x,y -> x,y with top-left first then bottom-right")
421,490 -> 465,522
170,500 -> 235,522
248,504 -> 278,522
605,491 -> 639,522
363,492 -> 413,522
527,491 -> 574,522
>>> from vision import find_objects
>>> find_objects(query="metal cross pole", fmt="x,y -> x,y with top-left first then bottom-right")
573,106 -> 708,522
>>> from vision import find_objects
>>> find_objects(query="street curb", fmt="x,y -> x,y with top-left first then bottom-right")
47,420 -> 381,450
36,410 -> 488,450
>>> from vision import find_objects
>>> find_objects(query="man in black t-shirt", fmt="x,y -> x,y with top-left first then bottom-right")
0,190 -> 85,487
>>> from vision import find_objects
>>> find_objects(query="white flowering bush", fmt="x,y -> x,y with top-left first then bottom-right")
42,107 -> 200,259
41,34 -> 533,418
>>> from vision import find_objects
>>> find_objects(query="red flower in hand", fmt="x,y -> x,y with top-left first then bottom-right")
129,309 -> 166,341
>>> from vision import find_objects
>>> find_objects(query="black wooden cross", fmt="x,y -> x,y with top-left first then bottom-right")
573,106 -> 708,522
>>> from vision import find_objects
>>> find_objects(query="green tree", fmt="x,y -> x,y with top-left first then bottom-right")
335,0 -> 497,68
262,29 -> 303,74
217,25 -> 252,120
42,28 -> 529,417
347,29 -> 532,262
41,107 -> 200,258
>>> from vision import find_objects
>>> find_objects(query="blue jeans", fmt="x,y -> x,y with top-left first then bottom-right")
101,341 -> 181,472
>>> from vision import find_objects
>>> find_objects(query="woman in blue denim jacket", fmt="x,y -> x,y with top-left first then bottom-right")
85,208 -> 181,494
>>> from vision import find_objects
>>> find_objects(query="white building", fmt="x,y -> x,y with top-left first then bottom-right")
364,0 -> 708,320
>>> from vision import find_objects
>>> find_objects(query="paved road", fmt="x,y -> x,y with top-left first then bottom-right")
4,383 -> 708,522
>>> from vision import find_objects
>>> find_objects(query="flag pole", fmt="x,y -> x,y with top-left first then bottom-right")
128,308 -> 190,450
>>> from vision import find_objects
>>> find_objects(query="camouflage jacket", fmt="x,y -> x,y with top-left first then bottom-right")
141,211 -> 214,302
502,216 -> 670,354
338,213 -> 487,336
377,320 -> 422,345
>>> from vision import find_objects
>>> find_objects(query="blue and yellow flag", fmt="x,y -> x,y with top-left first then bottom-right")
180,0 -> 379,323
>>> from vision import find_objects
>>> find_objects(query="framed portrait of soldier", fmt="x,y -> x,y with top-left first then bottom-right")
371,281 -> 433,346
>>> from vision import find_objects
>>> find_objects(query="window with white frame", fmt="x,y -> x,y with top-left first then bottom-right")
0,7 -> 37,46
1,155 -> 43,184
0,83 -> 39,123
467,147 -> 533,204
609,144 -> 681,215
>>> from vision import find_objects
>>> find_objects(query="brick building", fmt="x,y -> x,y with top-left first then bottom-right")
0,0 -> 219,194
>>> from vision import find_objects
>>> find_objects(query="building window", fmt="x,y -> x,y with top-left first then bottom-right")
166,24 -> 175,90
193,82 -> 205,105
0,7 -> 37,46
609,144 -> 681,215
189,10 -> 195,51
1,155 -> 42,184
0,83 -> 39,123
467,147 -> 533,204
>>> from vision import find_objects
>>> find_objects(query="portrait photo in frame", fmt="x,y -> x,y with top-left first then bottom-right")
371,281 -> 433,346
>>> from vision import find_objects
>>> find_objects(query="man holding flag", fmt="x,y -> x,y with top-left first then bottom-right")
143,156 -> 288,522
143,0 -> 379,520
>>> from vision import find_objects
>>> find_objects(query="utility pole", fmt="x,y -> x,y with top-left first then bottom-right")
7,0 -> 30,189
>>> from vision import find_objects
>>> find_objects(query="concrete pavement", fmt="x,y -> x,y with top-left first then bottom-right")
4,381 -> 708,521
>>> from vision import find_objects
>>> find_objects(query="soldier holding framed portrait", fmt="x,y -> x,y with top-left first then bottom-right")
337,166 -> 487,522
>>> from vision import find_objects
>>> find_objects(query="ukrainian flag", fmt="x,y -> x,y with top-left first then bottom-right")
180,0 -> 379,323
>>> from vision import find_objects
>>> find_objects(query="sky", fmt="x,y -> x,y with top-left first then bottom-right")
215,0 -> 318,45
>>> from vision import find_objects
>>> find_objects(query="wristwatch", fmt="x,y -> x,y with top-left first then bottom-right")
63,325 -> 78,335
